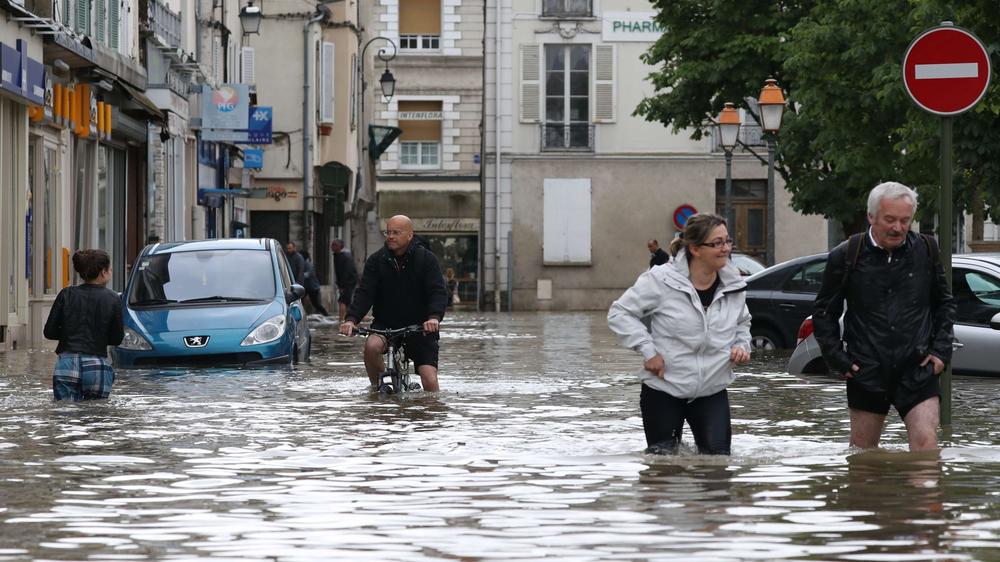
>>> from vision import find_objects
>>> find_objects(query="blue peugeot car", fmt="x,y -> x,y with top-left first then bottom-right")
113,238 -> 311,368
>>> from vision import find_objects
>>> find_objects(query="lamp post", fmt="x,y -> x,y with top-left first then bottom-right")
238,0 -> 262,35
758,78 -> 785,266
717,102 -> 741,229
361,36 -> 398,118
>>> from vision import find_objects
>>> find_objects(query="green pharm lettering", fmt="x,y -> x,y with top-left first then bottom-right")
612,20 -> 663,33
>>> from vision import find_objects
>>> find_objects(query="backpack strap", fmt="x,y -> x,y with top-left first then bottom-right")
918,232 -> 940,267
841,232 -> 865,288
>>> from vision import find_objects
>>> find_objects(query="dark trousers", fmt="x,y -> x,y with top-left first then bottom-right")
305,288 -> 329,316
639,384 -> 732,455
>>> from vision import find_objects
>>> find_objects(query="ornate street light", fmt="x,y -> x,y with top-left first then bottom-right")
758,78 -> 786,266
716,102 -> 741,228
378,66 -> 396,101
239,0 -> 262,35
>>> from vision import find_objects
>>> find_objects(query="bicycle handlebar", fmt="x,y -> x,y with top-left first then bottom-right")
353,324 -> 426,337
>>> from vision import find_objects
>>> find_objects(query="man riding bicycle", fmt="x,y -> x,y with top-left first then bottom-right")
339,215 -> 449,391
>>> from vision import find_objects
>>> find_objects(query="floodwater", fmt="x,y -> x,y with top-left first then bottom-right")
1,311 -> 999,561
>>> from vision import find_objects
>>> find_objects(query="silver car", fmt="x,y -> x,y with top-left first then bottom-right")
788,253 -> 1000,377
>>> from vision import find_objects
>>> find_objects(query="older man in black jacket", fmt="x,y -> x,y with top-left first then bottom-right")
339,215 -> 448,391
813,181 -> 955,452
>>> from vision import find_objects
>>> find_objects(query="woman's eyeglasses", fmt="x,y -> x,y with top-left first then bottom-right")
700,238 -> 735,248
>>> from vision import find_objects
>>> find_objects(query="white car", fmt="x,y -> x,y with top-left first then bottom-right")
788,254 -> 1000,377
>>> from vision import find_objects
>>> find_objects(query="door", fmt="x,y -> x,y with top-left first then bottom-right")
250,211 -> 290,246
951,266 -> 1000,375
716,179 -> 766,262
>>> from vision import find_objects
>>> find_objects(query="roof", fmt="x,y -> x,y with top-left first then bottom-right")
144,238 -> 272,255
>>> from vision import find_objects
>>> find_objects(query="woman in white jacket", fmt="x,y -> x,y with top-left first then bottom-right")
608,213 -> 752,455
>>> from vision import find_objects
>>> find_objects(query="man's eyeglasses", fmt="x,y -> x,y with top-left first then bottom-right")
381,229 -> 406,237
700,238 -> 735,248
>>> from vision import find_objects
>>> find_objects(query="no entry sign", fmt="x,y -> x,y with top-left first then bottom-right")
903,25 -> 991,116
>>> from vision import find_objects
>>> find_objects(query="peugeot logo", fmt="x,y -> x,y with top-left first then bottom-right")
184,335 -> 210,348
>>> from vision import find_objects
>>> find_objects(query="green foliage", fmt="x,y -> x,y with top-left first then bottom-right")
637,0 -> 1000,233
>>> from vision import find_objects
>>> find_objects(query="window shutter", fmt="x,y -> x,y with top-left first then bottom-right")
63,0 -> 70,29
95,0 -> 105,43
212,36 -> 222,83
241,46 -> 255,85
519,44 -> 541,123
319,42 -> 335,124
74,0 -> 89,35
108,0 -> 119,50
543,178 -> 592,264
593,44 -> 616,123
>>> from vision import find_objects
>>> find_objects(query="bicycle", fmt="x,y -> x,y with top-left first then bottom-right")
352,324 -> 425,395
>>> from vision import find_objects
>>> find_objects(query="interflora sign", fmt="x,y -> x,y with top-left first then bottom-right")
903,24 -> 991,116
602,12 -> 663,42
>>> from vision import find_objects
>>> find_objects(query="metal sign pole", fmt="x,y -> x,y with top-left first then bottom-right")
939,115 -> 953,426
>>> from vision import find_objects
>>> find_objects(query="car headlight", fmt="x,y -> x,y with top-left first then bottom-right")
241,314 -> 286,346
119,327 -> 152,350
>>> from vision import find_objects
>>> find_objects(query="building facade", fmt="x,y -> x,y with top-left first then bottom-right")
364,0 -> 484,304
483,0 -> 829,310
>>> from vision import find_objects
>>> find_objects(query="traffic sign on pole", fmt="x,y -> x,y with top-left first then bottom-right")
903,24 -> 991,116
673,204 -> 697,230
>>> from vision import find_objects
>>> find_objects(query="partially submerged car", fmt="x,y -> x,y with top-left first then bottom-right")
113,238 -> 311,368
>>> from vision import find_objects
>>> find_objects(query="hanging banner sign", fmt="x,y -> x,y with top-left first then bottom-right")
201,83 -> 250,130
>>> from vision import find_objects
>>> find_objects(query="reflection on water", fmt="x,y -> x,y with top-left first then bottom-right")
1,312 -> 999,560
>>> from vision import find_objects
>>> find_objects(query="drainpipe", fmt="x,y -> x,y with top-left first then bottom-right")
303,6 -> 329,250
494,0 -> 502,312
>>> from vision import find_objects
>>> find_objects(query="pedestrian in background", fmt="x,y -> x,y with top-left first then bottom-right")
609,214 -> 751,455
299,250 -> 330,317
444,267 -> 459,308
43,249 -> 124,401
813,181 -> 954,451
285,241 -> 306,285
330,239 -> 358,321
648,239 -> 670,268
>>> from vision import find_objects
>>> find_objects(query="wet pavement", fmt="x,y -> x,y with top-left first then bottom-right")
1,311 -> 999,561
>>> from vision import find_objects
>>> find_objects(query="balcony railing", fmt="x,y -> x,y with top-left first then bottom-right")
541,122 -> 595,152
712,123 -> 765,152
148,0 -> 181,48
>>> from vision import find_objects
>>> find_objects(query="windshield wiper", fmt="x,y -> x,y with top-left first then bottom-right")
131,298 -> 177,306
177,296 -> 262,304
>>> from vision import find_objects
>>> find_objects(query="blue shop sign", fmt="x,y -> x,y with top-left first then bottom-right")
247,106 -> 272,144
0,40 -> 45,105
243,148 -> 264,169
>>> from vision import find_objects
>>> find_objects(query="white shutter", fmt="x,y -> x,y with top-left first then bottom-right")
241,46 -> 255,85
519,44 -> 541,123
319,41 -> 335,124
593,44 -> 616,123
212,36 -> 222,83
543,178 -> 592,264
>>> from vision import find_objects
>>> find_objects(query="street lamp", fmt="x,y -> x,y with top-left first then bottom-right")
362,37 -> 398,104
239,0 -> 262,35
716,101 -> 741,229
378,66 -> 396,101
758,78 -> 786,266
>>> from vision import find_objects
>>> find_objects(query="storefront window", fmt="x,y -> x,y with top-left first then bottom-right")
424,234 -> 478,303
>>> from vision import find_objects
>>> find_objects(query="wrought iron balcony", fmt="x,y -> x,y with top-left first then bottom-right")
147,0 -> 182,48
541,0 -> 592,18
541,122 -> 595,152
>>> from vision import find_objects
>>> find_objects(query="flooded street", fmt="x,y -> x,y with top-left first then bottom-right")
2,311 -> 1000,561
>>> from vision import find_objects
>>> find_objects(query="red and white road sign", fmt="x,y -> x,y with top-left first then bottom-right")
903,25 -> 991,116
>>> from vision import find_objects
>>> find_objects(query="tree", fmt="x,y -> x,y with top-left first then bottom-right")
637,0 -> 1000,237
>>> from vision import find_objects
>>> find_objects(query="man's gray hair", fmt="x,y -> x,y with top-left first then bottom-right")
867,181 -> 918,217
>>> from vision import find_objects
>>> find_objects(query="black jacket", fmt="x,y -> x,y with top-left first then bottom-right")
649,248 -> 669,268
44,284 -> 125,357
286,251 -> 306,285
813,231 -> 955,393
333,250 -> 358,288
346,242 -> 448,328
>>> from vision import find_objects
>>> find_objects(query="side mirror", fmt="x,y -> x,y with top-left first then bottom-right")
287,284 -> 306,302
990,311 -> 1000,331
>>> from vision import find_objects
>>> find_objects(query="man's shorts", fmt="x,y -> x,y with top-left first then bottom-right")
846,373 -> 940,420
338,284 -> 355,306
53,353 -> 115,401
370,330 -> 439,369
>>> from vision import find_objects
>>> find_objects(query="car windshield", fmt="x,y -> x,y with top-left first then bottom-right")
731,254 -> 766,276
128,249 -> 275,306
